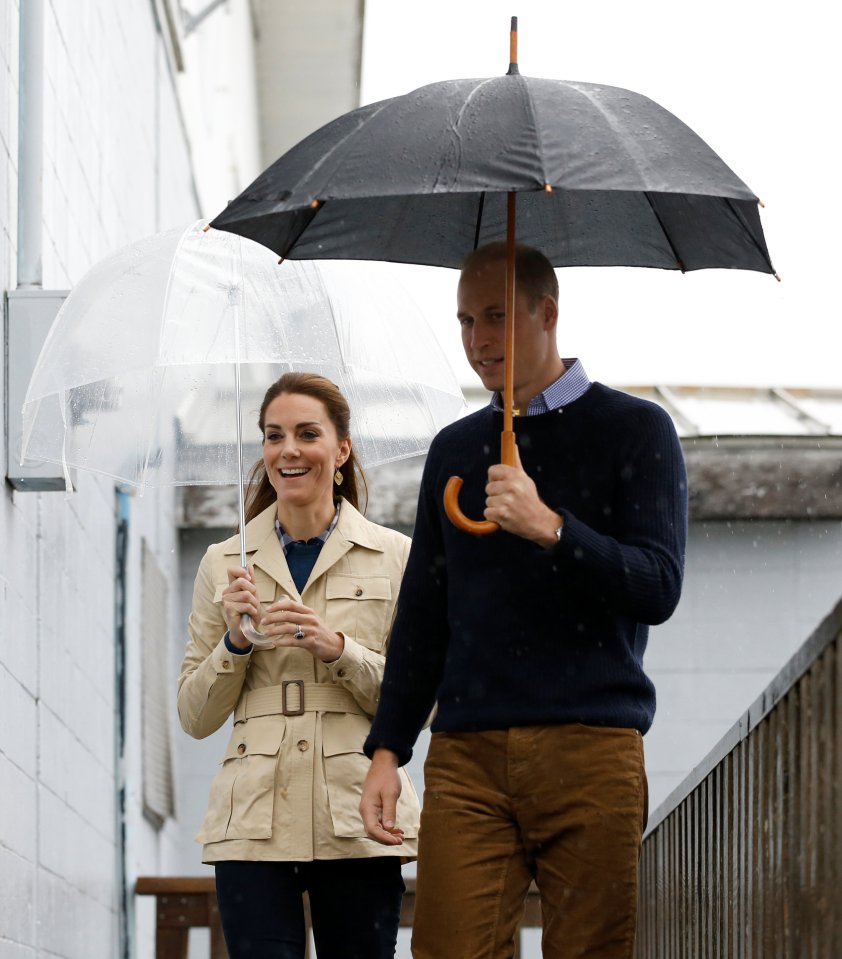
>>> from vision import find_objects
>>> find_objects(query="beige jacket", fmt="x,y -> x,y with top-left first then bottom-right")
178,499 -> 420,863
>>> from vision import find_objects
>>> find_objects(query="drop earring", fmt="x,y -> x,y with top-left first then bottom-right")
334,468 -> 343,486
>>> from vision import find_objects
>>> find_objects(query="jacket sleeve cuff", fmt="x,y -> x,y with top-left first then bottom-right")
363,734 -> 413,767
325,632 -> 365,681
213,634 -> 252,674
223,631 -> 253,656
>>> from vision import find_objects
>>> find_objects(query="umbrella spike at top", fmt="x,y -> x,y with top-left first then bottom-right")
507,15 -> 519,76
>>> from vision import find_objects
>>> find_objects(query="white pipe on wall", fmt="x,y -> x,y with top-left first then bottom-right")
17,0 -> 44,289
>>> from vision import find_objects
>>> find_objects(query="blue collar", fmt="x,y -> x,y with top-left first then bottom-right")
274,503 -> 340,555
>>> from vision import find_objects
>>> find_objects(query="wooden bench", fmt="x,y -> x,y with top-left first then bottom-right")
136,877 -> 228,959
136,875 -> 541,957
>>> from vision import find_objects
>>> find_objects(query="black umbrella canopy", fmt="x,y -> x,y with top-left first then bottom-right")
212,73 -> 775,275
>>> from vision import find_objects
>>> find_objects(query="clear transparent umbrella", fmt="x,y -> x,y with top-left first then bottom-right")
21,220 -> 466,643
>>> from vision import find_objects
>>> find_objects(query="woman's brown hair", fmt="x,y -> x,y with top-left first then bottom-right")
242,372 -> 367,525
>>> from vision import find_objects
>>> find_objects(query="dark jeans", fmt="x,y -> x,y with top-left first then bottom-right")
215,858 -> 405,959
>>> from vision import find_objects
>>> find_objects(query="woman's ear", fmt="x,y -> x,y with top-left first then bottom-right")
336,436 -> 352,467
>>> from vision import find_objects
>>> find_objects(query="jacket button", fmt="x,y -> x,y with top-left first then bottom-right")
354,587 -> 363,596
337,668 -> 346,678
221,660 -> 231,669
237,743 -> 246,754
297,739 -> 309,752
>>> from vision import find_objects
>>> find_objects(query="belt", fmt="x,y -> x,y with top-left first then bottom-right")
234,682 -> 366,722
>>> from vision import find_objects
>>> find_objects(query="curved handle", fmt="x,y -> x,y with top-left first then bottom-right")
240,613 -> 275,649
444,476 -> 499,536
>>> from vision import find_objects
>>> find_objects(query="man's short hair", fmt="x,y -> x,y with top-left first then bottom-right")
461,242 -> 559,308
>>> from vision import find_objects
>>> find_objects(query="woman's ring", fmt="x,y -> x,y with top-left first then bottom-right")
294,625 -> 305,640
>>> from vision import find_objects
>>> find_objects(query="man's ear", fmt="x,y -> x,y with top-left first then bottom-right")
542,295 -> 559,332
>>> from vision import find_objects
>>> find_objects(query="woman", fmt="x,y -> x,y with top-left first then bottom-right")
178,372 -> 420,959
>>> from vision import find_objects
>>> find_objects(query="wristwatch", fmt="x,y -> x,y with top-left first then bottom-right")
554,524 -> 563,543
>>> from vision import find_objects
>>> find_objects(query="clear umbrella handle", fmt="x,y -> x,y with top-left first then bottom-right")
240,613 -> 275,649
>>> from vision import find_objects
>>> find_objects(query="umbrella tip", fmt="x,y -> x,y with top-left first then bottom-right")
544,183 -> 553,192
506,15 -> 519,75
774,272 -> 781,282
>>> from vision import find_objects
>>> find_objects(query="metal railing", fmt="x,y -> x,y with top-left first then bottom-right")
635,598 -> 842,958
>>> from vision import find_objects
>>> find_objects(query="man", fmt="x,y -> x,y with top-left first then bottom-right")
361,242 -> 688,958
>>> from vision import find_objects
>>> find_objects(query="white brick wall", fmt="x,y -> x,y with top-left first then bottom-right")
0,846 -> 35,951
0,2 -> 262,957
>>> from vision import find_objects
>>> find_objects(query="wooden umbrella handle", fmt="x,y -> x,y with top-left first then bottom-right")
443,430 -> 517,535
444,476 -> 499,535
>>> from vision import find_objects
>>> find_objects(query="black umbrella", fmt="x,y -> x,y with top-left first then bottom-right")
212,18 -> 776,533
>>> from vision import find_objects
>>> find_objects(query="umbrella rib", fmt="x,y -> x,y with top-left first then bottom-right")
520,77 -> 551,187
643,192 -> 685,271
559,81 -> 652,191
724,198 -> 777,276
159,222 -> 196,345
473,192 -> 486,249
136,223 -> 197,485
282,205 -> 324,259
284,98 -> 395,203
432,78 -> 497,191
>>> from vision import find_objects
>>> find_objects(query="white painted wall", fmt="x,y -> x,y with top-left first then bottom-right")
645,518 -> 842,810
0,2 -> 262,957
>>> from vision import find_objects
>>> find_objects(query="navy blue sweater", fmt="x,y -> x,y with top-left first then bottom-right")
365,383 -> 688,765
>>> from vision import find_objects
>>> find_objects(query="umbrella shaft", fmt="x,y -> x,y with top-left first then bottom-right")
503,191 -> 516,462
232,306 -> 249,569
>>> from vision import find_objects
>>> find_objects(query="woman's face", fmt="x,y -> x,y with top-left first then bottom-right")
262,392 -> 351,513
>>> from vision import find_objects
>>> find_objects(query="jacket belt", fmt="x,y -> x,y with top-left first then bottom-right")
235,682 -> 366,722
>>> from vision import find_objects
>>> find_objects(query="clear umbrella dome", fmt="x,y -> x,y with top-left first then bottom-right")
21,222 -> 466,489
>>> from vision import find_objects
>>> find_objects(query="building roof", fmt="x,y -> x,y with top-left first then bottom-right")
179,385 -> 842,528
463,384 -> 842,438
620,385 -> 842,439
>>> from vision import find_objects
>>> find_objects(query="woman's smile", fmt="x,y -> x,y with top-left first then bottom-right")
261,392 -> 350,522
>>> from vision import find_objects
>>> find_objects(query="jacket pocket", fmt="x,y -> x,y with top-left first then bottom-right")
321,712 -> 419,839
196,717 -> 285,843
324,574 -> 392,651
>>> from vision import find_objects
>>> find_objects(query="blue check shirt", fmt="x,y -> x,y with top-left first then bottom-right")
491,358 -> 591,414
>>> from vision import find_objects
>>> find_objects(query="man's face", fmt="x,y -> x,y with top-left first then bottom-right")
457,258 -> 554,403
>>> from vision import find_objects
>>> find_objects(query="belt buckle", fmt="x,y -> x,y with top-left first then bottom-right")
281,680 -> 305,716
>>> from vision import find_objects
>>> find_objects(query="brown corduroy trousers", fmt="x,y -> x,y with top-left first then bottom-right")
411,724 -> 648,959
